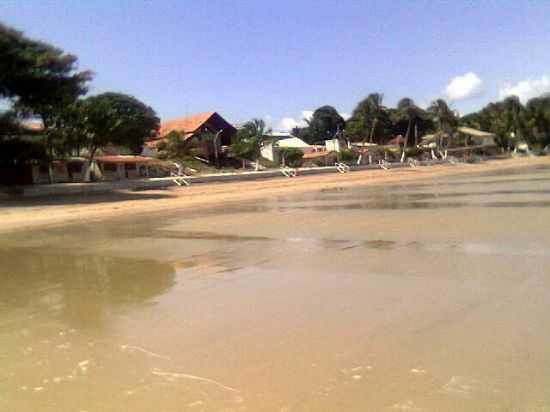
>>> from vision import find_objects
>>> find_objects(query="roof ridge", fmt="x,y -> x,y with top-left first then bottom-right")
162,111 -> 216,124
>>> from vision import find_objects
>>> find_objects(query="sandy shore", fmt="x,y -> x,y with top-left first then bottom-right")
2,156 -> 549,233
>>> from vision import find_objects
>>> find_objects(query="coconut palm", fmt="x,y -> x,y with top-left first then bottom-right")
347,93 -> 389,145
392,98 -> 427,160
242,118 -> 271,140
231,118 -> 272,167
427,99 -> 457,148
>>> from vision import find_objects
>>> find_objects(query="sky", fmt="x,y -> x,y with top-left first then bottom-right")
2,0 -> 550,131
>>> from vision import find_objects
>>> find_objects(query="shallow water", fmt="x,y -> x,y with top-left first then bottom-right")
2,167 -> 550,412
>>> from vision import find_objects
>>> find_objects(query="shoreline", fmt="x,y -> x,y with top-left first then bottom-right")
2,156 -> 549,234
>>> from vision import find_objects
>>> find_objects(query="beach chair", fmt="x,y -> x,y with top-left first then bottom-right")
335,162 -> 350,173
280,166 -> 297,177
171,162 -> 191,186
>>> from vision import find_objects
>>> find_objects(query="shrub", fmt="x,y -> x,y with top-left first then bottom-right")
339,149 -> 359,163
281,148 -> 303,167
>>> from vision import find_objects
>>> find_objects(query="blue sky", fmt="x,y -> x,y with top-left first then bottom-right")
2,0 -> 550,130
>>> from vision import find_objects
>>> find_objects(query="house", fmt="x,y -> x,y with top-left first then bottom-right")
260,133 -> 317,163
457,127 -> 496,147
326,138 -> 343,152
26,155 -> 168,185
94,155 -> 159,180
144,111 -> 236,157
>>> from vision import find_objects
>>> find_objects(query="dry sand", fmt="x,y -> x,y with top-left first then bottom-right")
1,156 -> 549,233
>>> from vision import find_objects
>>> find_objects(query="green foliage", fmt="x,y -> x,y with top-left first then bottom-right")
427,99 -> 457,135
0,22 -> 92,116
241,118 -> 271,139
231,128 -> 258,159
339,149 -> 359,162
81,92 -> 160,156
346,93 -> 392,144
391,98 -> 432,147
0,111 -> 24,140
230,118 -> 271,160
460,95 -> 533,148
303,106 -> 345,143
524,95 -> 550,147
291,126 -> 313,143
280,148 -> 303,167
157,131 -> 195,160
0,22 -> 162,171
0,22 -> 93,165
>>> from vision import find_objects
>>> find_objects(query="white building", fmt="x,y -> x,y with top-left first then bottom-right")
260,133 -> 315,163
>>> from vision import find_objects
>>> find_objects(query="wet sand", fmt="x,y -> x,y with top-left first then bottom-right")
1,156 -> 550,233
1,160 -> 550,411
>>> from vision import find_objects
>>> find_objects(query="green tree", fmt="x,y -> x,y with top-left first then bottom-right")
157,131 -> 195,161
231,118 -> 272,163
0,22 -> 92,110
280,148 -> 303,167
346,93 -> 391,144
524,94 -> 550,147
0,22 -> 92,181
0,110 -> 23,140
462,96 -> 527,149
80,93 -> 159,180
427,99 -> 457,147
392,98 -> 429,158
305,106 -> 345,143
241,118 -> 271,139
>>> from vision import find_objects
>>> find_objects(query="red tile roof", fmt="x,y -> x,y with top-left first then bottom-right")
302,150 -> 333,159
159,112 -> 216,137
95,155 -> 155,164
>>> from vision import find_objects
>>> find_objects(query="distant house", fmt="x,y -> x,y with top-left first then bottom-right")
144,111 -> 236,156
27,155 -> 164,184
94,155 -> 159,180
277,136 -> 315,151
457,127 -> 496,147
260,133 -> 317,163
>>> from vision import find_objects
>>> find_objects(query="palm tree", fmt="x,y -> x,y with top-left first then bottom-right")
232,118 -> 272,168
364,93 -> 384,144
393,98 -> 425,161
242,118 -> 271,140
347,93 -> 388,144
428,99 -> 457,148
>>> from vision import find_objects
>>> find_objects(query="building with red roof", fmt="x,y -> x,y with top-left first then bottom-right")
145,111 -> 236,151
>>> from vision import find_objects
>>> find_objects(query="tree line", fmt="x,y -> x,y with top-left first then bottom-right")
0,22 -> 160,181
289,94 -> 550,151
2,20 -> 550,177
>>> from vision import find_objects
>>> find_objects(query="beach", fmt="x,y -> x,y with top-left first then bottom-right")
2,156 -> 549,233
2,159 -> 550,411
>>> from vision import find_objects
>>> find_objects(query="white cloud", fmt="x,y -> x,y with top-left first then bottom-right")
301,110 -> 314,121
275,109 -> 350,132
278,117 -> 301,131
444,72 -> 483,101
499,75 -> 550,103
276,110 -> 313,131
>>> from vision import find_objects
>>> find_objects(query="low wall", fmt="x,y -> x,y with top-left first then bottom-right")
13,159 -> 455,197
